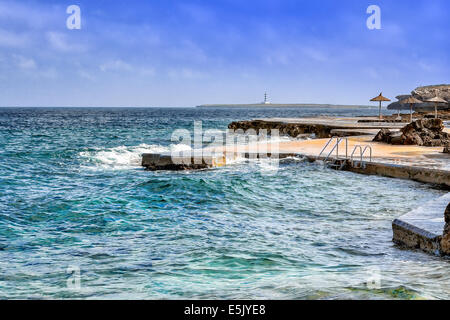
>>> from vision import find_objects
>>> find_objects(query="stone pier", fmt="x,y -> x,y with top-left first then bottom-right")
392,193 -> 450,256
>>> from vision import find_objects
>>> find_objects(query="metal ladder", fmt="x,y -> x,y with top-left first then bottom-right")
316,137 -> 349,170
317,137 -> 373,170
350,145 -> 372,169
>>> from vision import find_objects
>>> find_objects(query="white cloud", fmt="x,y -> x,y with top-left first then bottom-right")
139,67 -> 156,76
78,70 -> 95,81
99,60 -> 156,77
166,40 -> 208,63
168,68 -> 209,79
100,60 -> 133,72
0,29 -> 29,48
364,67 -> 380,79
39,68 -> 58,79
46,32 -> 86,52
13,55 -> 36,70
0,0 -> 58,28
418,61 -> 437,73
264,51 -> 290,65
302,47 -> 329,63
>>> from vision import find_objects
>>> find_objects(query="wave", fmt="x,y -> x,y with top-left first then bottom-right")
79,144 -> 191,169
78,132 -> 304,170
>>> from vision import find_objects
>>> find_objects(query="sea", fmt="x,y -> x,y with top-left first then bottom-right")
0,106 -> 448,299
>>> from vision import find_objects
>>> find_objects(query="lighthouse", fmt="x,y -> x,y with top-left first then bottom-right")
263,92 -> 271,105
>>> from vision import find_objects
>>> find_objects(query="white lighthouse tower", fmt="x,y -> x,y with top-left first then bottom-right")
262,92 -> 271,105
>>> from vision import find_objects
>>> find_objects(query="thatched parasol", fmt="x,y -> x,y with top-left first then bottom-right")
400,96 -> 422,122
387,95 -> 411,118
425,96 -> 447,119
370,93 -> 391,120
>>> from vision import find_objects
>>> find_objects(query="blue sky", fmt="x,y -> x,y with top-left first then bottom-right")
0,0 -> 449,107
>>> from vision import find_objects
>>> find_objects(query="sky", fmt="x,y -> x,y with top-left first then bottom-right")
0,0 -> 449,107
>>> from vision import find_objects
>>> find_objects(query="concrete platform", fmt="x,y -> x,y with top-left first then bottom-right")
254,117 -> 407,130
393,193 -> 450,255
231,117 -> 450,137
330,128 -> 400,136
142,152 -> 226,171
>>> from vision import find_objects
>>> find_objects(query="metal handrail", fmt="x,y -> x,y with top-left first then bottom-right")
324,137 -> 348,162
350,145 -> 373,168
350,145 -> 363,166
362,146 -> 373,163
317,137 -> 335,160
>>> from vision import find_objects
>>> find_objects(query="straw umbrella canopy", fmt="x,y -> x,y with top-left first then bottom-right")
400,96 -> 422,122
370,93 -> 391,120
387,95 -> 411,117
424,96 -> 447,119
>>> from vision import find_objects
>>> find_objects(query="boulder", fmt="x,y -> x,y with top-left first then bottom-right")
390,132 -> 404,145
373,128 -> 391,142
401,119 -> 444,134
373,119 -> 450,147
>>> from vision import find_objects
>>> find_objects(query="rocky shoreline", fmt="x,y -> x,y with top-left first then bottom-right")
373,119 -> 450,151
228,120 -> 334,138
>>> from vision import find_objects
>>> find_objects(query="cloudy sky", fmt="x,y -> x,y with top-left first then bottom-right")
0,0 -> 449,107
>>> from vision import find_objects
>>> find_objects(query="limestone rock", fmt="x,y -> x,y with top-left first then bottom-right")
412,84 -> 450,110
445,203 -> 450,225
373,119 -> 450,147
412,84 -> 450,101
441,233 -> 450,255
228,120 -> 332,138
373,128 -> 391,142
444,144 -> 450,154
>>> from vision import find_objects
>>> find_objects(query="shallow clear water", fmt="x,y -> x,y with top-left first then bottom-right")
0,107 -> 448,299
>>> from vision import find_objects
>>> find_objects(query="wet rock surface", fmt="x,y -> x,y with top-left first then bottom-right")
444,203 -> 450,233
373,119 -> 450,148
440,203 -> 450,255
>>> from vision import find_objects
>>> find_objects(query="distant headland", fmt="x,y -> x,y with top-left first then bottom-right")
196,92 -> 370,109
196,103 -> 370,109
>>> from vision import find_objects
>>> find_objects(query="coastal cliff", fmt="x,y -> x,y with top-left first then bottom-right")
412,84 -> 450,108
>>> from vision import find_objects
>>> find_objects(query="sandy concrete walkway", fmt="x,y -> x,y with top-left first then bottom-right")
215,136 -> 450,170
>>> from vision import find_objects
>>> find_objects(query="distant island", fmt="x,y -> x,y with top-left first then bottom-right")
196,103 -> 371,109
196,92 -> 370,109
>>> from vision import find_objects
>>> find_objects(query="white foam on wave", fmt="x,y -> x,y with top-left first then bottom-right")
80,144 -> 191,169
78,132 -> 304,171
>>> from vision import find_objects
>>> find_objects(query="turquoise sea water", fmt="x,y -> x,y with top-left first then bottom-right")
0,107 -> 448,299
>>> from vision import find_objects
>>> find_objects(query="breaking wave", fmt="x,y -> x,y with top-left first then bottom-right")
80,144 -> 191,169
